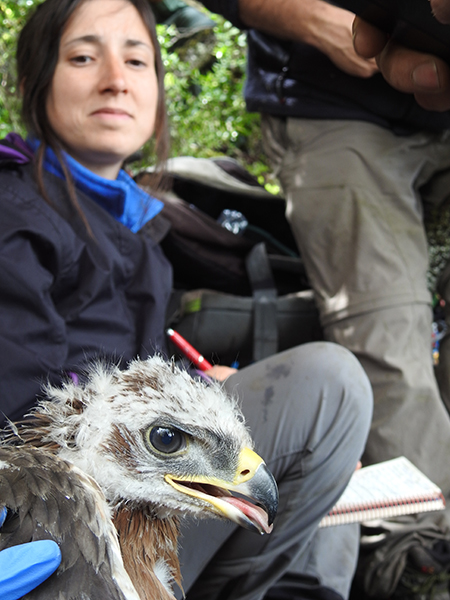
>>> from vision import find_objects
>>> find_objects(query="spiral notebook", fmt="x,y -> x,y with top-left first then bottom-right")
319,456 -> 445,527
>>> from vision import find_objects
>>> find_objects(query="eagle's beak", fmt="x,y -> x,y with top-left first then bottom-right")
165,447 -> 278,535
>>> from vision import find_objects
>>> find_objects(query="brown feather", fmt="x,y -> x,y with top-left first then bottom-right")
0,447 -> 132,600
113,506 -> 182,600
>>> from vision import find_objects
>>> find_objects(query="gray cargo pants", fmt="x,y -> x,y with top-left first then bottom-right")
262,116 -> 450,596
177,342 -> 373,600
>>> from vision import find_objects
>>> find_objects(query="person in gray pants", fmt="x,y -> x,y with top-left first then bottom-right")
178,343 -> 373,600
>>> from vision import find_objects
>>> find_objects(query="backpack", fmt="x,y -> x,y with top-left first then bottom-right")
136,156 -> 323,367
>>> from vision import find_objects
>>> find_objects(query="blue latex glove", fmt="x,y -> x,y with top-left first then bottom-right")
0,507 -> 61,600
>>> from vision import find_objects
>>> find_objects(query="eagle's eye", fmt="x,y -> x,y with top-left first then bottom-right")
147,426 -> 187,454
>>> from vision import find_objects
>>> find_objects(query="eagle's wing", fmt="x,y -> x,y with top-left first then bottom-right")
0,446 -> 140,600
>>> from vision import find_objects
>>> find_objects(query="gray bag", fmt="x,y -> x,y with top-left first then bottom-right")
167,243 -> 323,368
169,287 -> 322,368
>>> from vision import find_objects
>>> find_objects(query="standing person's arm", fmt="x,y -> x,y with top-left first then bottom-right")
352,0 -> 450,111
202,0 -> 377,77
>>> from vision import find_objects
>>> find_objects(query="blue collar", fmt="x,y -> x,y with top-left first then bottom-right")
27,139 -> 163,233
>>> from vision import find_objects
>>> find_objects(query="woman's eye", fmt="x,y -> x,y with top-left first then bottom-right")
147,426 -> 186,454
127,59 -> 146,68
70,55 -> 92,65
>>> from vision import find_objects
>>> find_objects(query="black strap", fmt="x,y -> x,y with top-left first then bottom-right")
245,243 -> 278,361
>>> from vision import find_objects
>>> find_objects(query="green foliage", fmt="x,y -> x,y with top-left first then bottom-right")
140,14 -> 276,189
0,0 -> 42,136
425,202 -> 450,293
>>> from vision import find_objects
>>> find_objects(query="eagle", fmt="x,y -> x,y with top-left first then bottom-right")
0,356 -> 278,600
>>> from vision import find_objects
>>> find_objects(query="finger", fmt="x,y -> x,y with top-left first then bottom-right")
355,57 -> 379,78
204,365 -> 237,381
431,0 -> 450,24
0,540 -> 61,600
377,39 -> 450,95
352,16 -> 389,58
415,88 -> 450,111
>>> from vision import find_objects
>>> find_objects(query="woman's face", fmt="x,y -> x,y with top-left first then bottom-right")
46,0 -> 158,179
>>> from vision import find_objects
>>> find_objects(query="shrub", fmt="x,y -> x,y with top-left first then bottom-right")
138,16 -> 277,190
0,0 -> 34,137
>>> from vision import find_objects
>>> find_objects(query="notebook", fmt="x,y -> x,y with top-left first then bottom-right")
319,456 -> 445,527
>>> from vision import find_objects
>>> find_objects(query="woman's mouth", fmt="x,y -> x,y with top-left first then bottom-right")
91,108 -> 131,119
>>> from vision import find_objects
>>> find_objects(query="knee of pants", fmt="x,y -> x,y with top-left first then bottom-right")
292,341 -> 373,425
306,342 -> 373,451
243,342 -> 373,456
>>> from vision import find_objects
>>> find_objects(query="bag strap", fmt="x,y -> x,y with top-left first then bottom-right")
245,243 -> 278,361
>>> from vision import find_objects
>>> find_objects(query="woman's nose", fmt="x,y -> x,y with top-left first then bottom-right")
99,56 -> 128,94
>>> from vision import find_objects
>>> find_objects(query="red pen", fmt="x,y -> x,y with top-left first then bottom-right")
166,328 -> 213,371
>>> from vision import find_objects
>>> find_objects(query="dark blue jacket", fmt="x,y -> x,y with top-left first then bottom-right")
201,0 -> 450,133
0,143 -> 172,423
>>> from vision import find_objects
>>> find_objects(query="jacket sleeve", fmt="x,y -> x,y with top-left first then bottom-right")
0,183 -> 73,424
198,0 -> 245,28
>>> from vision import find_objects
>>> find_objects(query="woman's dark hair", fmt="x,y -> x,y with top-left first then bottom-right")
16,0 -> 169,221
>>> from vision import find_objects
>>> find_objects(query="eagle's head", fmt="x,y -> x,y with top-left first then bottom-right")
14,356 -> 278,535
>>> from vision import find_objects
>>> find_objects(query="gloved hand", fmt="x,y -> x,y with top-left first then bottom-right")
0,506 -> 61,600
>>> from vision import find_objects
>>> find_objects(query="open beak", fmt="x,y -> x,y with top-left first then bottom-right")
165,447 -> 278,535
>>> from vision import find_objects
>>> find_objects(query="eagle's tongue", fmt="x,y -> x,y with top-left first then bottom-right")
222,496 -> 273,534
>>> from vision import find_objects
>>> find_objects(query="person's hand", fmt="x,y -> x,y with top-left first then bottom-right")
352,1 -> 450,111
238,0 -> 377,78
307,3 -> 378,77
0,507 -> 61,600
205,365 -> 238,381
431,0 -> 450,24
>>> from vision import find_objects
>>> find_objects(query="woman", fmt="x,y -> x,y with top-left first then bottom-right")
0,1 -> 372,599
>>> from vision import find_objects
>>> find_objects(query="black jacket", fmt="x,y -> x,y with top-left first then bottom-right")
201,0 -> 450,133
0,161 -> 172,423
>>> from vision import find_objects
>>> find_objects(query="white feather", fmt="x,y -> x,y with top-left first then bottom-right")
153,558 -> 175,593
